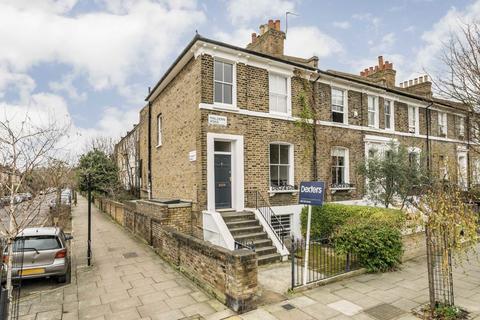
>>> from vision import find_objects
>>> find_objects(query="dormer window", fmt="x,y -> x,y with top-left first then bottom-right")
332,88 -> 347,124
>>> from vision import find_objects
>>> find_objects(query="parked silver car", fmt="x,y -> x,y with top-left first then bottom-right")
3,227 -> 73,283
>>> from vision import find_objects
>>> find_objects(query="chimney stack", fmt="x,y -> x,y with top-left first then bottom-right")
400,75 -> 432,98
247,19 -> 285,56
359,55 -> 396,88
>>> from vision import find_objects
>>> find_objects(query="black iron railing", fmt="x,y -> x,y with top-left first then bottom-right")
234,240 -> 256,252
291,237 -> 360,289
248,190 -> 287,249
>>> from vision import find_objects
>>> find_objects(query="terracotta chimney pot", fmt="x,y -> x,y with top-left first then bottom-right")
274,19 -> 281,31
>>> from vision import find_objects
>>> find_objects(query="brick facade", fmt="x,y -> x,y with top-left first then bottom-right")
115,26 -> 479,241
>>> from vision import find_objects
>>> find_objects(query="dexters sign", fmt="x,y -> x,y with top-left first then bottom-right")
299,181 -> 325,206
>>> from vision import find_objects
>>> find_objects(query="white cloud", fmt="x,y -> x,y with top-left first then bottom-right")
333,21 -> 351,30
2,0 -> 78,14
0,92 -> 138,157
370,32 -> 396,53
49,74 -> 87,102
226,0 -> 296,24
285,26 -> 343,59
0,1 -> 205,94
214,27 -> 255,47
0,67 -> 35,102
412,1 -> 480,77
352,13 -> 381,32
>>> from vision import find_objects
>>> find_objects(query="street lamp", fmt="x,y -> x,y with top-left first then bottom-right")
86,172 -> 92,266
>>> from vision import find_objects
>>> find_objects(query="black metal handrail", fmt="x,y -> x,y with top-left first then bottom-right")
235,240 -> 255,251
252,190 -> 287,249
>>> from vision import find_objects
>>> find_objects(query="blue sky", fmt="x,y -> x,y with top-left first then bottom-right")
0,0 -> 478,153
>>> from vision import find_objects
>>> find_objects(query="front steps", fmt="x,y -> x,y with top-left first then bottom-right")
221,211 -> 282,265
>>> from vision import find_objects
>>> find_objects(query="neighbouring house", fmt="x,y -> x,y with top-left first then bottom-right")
115,124 -> 141,197
114,19 -> 480,264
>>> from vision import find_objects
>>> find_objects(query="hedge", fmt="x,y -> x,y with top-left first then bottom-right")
300,203 -> 405,239
300,203 -> 405,272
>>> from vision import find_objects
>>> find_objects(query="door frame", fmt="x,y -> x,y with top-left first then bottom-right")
207,133 -> 244,212
214,148 -> 232,210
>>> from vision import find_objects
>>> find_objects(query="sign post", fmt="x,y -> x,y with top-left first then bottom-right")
298,181 -> 325,286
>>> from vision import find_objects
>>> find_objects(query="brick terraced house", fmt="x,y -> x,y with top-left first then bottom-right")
115,20 -> 480,263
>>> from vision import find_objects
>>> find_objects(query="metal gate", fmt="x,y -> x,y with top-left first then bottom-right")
291,237 -> 360,289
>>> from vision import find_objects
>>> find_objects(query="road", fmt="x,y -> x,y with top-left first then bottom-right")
0,193 -> 68,298
0,192 -> 56,233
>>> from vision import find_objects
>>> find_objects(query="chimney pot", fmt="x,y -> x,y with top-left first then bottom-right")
424,75 -> 429,82
274,19 -> 281,31
369,67 -> 374,72
409,80 -> 413,86
268,19 -> 274,29
378,56 -> 384,68
251,32 -> 257,43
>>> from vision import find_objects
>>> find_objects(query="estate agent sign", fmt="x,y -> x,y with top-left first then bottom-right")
299,181 -> 324,206
299,181 -> 325,286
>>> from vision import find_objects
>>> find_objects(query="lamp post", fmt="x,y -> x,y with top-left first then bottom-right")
86,172 -> 92,266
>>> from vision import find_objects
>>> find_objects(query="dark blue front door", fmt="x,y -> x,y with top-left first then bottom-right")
214,154 -> 232,209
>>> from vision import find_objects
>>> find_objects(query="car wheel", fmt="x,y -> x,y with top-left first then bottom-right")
57,265 -> 71,284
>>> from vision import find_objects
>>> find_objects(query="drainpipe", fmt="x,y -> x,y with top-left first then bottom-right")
311,72 -> 321,181
147,88 -> 153,200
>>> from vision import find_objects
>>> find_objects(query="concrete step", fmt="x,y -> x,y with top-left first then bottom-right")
257,253 -> 282,265
254,246 -> 277,256
229,225 -> 263,236
250,238 -> 273,249
234,232 -> 269,241
221,211 -> 256,222
226,220 -> 259,229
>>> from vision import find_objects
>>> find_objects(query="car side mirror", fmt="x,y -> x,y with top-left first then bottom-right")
65,235 -> 73,241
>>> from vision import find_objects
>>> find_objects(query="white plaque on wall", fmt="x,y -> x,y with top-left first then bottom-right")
208,114 -> 227,126
189,150 -> 197,162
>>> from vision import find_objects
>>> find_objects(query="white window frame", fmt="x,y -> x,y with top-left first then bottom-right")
408,105 -> 419,134
457,151 -> 468,190
407,147 -> 421,166
269,73 -> 291,116
367,95 -> 379,128
384,99 -> 394,131
269,142 -> 294,191
213,58 -> 237,109
473,159 -> 480,186
331,147 -> 350,188
457,115 -> 465,137
438,112 -> 448,137
331,88 -> 348,125
156,114 -> 162,147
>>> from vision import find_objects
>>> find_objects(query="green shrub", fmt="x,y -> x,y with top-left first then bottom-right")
300,203 -> 404,238
334,218 -> 404,272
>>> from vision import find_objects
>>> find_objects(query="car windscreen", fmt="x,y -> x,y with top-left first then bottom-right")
12,236 -> 61,252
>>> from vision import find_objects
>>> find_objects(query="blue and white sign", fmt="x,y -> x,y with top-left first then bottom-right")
299,181 -> 325,206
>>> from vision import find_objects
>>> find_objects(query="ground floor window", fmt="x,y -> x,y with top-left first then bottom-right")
331,147 -> 349,187
270,143 -> 292,188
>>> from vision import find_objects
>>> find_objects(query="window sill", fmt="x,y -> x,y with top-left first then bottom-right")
212,103 -> 239,112
269,111 -> 292,118
331,187 -> 356,194
156,144 -> 162,148
268,189 -> 299,196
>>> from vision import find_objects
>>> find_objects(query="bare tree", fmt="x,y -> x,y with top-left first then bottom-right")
434,21 -> 480,150
0,112 -> 69,308
84,136 -> 116,157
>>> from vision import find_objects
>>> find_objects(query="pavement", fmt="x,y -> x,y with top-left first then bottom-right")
19,195 -> 234,320
18,194 -> 480,320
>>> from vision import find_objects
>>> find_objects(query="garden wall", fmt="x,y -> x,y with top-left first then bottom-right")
402,231 -> 426,261
93,196 -> 258,312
